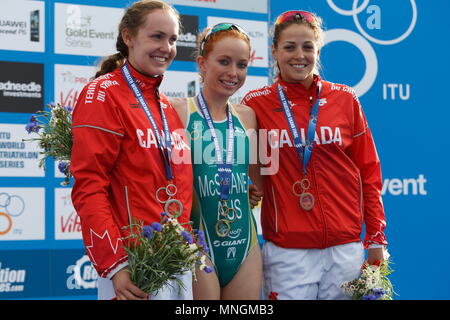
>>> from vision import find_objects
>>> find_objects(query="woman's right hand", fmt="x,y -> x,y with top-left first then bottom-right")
111,267 -> 148,300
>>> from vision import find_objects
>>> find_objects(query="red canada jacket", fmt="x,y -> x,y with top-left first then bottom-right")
71,62 -> 193,278
242,76 -> 387,249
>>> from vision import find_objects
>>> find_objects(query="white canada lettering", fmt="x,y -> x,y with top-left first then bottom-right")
268,127 -> 343,149
136,129 -> 190,150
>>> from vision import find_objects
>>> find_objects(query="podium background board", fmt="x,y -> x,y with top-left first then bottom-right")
272,0 -> 448,300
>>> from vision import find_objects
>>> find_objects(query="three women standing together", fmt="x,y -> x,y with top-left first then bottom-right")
70,0 -> 388,300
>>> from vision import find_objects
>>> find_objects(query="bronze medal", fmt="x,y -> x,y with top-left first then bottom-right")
299,192 -> 314,211
164,198 -> 183,218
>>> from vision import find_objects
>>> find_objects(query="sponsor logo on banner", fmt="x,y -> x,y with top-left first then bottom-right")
49,250 -> 97,297
0,261 -> 26,294
207,17 -> 268,68
66,255 -> 98,290
54,64 -> 97,108
0,188 -> 45,240
0,124 -> 43,177
382,174 -> 427,196
55,188 -> 82,240
54,3 -> 123,56
0,0 -> 45,52
323,0 -> 417,97
0,61 -> 44,113
176,15 -> 198,62
165,0 -> 267,13
0,250 -> 51,298
160,71 -> 200,98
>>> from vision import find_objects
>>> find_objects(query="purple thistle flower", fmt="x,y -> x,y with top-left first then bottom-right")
64,105 -> 73,112
181,230 -> 193,244
372,288 -> 385,299
362,294 -> 377,300
58,162 -> 69,174
197,230 -> 205,241
204,266 -> 213,273
198,237 -> 209,253
372,288 -> 385,295
25,122 -> 39,133
151,222 -> 163,232
142,225 -> 154,239
25,114 -> 40,133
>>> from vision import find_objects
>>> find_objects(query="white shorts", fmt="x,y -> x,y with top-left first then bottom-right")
97,271 -> 193,300
262,241 -> 364,300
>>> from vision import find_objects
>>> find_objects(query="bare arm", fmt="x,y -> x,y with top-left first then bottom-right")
168,97 -> 188,128
234,104 -> 264,205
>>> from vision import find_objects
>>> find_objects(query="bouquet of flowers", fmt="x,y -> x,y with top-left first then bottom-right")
341,259 -> 395,300
24,102 -> 73,186
123,212 -> 212,296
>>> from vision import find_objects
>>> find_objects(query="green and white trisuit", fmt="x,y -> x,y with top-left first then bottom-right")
186,97 -> 259,287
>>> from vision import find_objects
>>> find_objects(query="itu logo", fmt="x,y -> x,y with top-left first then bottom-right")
324,0 -> 418,97
0,193 -> 25,236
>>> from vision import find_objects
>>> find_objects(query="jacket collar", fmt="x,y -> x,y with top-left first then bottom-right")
123,60 -> 164,90
277,74 -> 321,98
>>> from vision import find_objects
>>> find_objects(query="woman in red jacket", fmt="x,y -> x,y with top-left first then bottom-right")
70,0 -> 193,300
242,10 -> 388,300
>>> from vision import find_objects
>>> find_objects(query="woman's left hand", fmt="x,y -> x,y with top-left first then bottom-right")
249,184 -> 263,209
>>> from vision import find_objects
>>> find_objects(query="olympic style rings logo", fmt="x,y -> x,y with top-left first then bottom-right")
0,192 -> 25,235
324,0 -> 418,97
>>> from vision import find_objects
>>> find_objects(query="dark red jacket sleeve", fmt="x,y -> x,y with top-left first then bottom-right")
71,82 -> 128,278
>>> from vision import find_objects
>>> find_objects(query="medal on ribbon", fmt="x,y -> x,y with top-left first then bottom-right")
277,82 -> 322,211
122,63 -> 183,217
292,179 -> 315,211
156,184 -> 183,218
197,91 -> 236,237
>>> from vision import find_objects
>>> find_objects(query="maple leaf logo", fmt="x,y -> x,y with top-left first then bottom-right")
85,229 -> 123,266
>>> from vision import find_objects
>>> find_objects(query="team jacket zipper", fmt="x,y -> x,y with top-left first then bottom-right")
308,94 -> 328,248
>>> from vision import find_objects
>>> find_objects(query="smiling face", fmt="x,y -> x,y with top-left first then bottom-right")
272,23 -> 320,87
123,9 -> 179,76
198,36 -> 250,98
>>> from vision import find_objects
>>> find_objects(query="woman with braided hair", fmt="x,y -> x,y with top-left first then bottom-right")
71,0 -> 193,300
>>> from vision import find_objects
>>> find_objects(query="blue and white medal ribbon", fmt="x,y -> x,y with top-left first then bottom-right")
122,63 -> 173,181
277,82 -> 322,211
196,90 -> 236,237
122,64 -> 182,218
